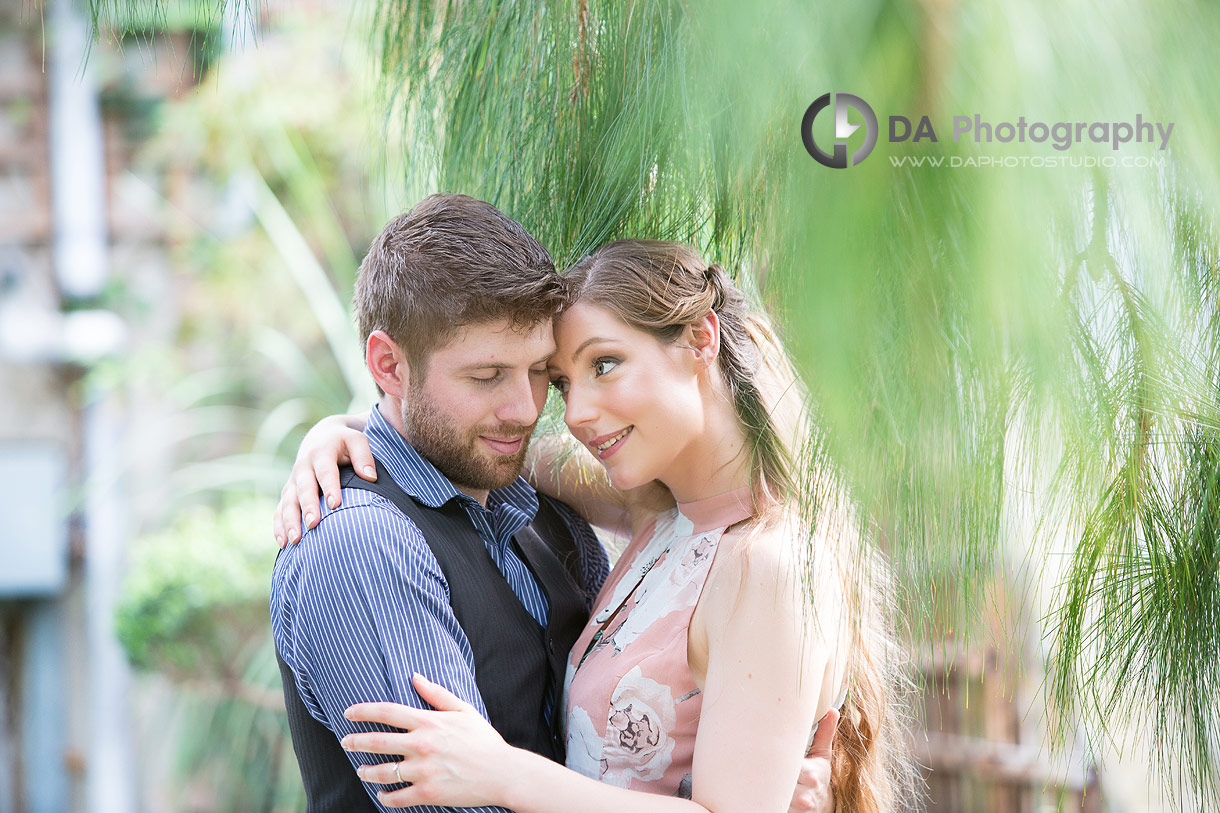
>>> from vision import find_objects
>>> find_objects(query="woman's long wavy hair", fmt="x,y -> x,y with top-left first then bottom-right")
564,240 -> 917,813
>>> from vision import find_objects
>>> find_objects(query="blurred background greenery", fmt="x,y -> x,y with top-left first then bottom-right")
97,6 -> 391,806
1,0 -> 1216,810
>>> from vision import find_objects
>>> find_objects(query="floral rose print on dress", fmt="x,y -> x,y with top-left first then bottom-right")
605,523 -> 714,654
600,667 -> 676,785
609,704 -> 660,753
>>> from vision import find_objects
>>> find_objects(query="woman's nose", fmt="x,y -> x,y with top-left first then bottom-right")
562,381 -> 598,428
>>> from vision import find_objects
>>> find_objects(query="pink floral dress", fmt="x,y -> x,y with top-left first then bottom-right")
562,487 -> 756,798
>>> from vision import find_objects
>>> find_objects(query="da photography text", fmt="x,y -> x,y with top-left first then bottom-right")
802,91 -> 1175,169
891,114 -> 1174,152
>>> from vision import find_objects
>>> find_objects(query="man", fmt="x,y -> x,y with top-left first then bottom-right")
271,194 -> 835,812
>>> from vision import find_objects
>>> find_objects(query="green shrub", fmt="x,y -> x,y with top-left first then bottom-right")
117,499 -> 277,678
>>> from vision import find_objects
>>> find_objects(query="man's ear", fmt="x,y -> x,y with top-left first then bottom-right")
684,310 -> 721,369
367,330 -> 410,396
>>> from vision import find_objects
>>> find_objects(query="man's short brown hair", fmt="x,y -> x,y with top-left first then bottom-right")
354,194 -> 568,378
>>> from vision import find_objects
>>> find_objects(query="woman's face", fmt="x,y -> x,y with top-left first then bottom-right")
548,302 -> 704,491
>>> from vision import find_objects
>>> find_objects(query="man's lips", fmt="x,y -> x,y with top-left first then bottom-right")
481,436 -> 525,455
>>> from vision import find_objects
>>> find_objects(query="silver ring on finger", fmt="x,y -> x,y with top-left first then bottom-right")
393,760 -> 406,785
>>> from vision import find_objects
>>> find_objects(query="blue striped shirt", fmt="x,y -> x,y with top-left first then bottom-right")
271,405 -> 609,813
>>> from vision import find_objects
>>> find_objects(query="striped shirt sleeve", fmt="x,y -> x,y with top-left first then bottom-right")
272,489 -> 512,813
544,497 -> 611,606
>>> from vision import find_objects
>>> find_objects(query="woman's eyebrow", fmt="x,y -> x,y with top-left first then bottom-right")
570,336 -> 614,359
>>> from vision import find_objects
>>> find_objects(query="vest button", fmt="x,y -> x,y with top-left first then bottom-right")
547,636 -> 556,654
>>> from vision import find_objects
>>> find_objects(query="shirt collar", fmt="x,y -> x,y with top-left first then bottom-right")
364,403 -> 539,519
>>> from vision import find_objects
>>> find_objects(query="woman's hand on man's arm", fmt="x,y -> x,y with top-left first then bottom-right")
274,411 -> 372,547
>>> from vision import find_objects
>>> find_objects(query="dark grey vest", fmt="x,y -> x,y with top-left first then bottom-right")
276,461 -> 591,812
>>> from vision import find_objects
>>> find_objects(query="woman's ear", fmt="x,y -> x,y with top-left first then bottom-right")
685,310 -> 721,369
366,330 -> 411,396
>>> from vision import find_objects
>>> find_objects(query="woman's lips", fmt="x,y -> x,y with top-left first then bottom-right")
589,426 -> 633,460
481,436 -> 525,456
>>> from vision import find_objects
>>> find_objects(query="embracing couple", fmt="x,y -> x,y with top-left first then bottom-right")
270,194 -> 911,813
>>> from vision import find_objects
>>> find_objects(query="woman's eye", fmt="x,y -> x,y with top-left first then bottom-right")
592,358 -> 619,377
550,378 -> 569,396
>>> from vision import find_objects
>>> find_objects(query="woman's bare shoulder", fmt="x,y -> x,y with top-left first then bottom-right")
700,511 -> 804,618
706,509 -> 848,629
718,507 -> 810,568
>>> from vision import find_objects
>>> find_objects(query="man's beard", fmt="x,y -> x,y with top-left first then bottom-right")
402,393 -> 534,492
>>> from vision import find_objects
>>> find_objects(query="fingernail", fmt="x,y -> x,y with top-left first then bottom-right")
288,529 -> 299,543
276,535 -> 285,548
305,512 -> 315,526
341,735 -> 352,748
327,494 -> 338,509
356,765 -> 366,778
413,672 -> 429,683
363,465 -> 376,477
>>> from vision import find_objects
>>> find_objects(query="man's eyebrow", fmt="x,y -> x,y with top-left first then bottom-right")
457,361 -> 513,372
458,352 -> 554,373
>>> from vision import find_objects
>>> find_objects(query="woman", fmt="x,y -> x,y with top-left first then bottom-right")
277,241 -> 911,811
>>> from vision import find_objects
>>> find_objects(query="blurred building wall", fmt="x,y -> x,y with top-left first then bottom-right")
1,3 -> 83,812
0,1 -> 137,810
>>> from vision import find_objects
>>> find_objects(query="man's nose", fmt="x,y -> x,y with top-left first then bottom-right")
496,372 -> 542,427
